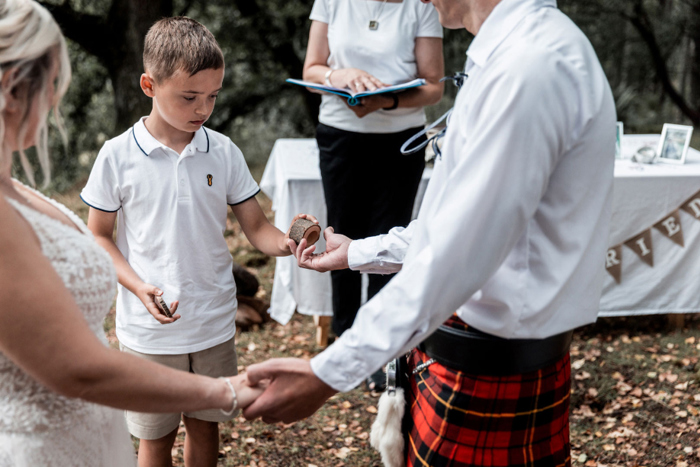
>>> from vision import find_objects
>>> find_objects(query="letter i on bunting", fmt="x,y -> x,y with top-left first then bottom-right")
654,210 -> 684,247
624,229 -> 654,267
605,245 -> 622,284
681,189 -> 700,220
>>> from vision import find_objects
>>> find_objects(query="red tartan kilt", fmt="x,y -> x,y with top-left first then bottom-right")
406,344 -> 571,467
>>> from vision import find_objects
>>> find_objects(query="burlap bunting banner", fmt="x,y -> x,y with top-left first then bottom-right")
653,210 -> 684,247
681,189 -> 700,220
605,244 -> 622,284
605,189 -> 700,284
624,229 -> 654,267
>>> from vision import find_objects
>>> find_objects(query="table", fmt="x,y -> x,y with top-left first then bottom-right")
600,135 -> 700,319
260,136 -> 700,342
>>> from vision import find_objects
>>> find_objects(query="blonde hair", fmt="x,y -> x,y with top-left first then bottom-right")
143,16 -> 223,83
0,0 -> 71,187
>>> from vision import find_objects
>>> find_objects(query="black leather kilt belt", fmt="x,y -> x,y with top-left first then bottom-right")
418,325 -> 573,376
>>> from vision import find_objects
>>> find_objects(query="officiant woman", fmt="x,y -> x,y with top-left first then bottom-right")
302,0 -> 444,390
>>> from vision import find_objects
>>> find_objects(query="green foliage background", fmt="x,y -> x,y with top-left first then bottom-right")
21,0 -> 700,191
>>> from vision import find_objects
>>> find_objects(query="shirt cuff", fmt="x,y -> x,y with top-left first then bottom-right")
347,238 -> 376,271
310,338 -> 367,393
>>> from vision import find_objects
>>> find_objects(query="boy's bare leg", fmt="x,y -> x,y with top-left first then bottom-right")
183,416 -> 220,467
138,427 -> 179,467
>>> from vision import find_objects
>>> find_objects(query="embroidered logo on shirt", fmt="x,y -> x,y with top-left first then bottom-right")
207,174 -> 213,186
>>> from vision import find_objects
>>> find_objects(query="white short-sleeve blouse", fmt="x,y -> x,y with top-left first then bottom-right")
310,0 -> 443,133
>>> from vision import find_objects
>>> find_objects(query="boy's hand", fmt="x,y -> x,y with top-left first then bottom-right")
283,214 -> 319,252
288,226 -> 351,272
135,283 -> 181,324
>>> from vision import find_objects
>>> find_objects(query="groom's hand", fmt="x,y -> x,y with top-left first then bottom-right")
288,227 -> 351,273
242,358 -> 337,424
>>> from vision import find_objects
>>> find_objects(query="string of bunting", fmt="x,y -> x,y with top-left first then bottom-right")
605,189 -> 700,283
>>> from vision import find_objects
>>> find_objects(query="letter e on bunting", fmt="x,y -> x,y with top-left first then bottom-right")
654,210 -> 684,247
605,244 -> 622,284
624,229 -> 654,267
681,190 -> 700,220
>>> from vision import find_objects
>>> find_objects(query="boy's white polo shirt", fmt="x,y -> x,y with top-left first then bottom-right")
81,118 -> 260,354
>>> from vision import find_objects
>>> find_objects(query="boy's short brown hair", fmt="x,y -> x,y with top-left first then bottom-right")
143,16 -> 224,83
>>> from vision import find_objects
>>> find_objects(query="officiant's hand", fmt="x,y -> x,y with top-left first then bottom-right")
242,358 -> 337,423
345,94 -> 394,118
332,68 -> 386,93
288,226 -> 350,272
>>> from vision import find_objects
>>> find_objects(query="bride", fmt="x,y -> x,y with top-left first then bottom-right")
0,1 -> 262,465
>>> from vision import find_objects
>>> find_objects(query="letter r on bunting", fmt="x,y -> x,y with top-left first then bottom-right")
605,245 -> 622,283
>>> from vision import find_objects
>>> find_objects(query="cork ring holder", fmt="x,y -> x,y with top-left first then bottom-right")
289,218 -> 321,247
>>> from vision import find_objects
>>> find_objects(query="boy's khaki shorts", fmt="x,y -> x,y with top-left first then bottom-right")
120,337 -> 238,440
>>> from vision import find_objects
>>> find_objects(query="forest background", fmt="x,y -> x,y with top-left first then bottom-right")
22,0 -> 700,189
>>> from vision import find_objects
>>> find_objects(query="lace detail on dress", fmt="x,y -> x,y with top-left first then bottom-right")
0,190 -> 135,466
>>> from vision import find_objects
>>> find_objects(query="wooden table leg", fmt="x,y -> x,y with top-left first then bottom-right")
314,315 -> 332,348
668,313 -> 685,330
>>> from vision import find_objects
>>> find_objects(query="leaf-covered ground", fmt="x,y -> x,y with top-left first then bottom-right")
55,180 -> 700,467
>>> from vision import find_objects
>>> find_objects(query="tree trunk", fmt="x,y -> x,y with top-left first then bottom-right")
41,0 -> 173,133
688,2 -> 700,127
105,0 -> 173,132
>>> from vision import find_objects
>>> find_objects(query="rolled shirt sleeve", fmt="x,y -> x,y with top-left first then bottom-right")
311,49 -> 582,392
347,222 -> 416,274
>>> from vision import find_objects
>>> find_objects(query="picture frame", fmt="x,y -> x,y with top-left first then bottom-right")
656,124 -> 693,165
615,122 -> 623,160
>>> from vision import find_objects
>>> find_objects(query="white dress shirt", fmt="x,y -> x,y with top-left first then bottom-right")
311,0 -> 616,392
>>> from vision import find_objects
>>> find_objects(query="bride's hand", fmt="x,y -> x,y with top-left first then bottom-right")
228,374 -> 267,410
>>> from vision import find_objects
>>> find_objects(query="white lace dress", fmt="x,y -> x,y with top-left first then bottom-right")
0,188 -> 136,467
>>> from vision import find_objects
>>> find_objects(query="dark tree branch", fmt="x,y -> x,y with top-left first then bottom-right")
177,0 -> 196,17
626,0 -> 700,125
229,0 -> 320,126
210,90 -> 281,133
37,1 -> 109,59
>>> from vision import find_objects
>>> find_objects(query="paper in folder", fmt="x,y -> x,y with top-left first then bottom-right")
286,78 -> 425,106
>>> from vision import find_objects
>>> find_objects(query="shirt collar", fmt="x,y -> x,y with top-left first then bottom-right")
466,0 -> 557,69
132,117 -> 210,157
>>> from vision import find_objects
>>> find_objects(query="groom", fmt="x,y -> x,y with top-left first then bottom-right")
244,0 -> 616,464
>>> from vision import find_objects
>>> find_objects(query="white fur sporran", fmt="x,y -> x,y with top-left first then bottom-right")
370,360 -> 406,467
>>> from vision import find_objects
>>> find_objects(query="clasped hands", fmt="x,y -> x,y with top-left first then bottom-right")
242,227 -> 352,424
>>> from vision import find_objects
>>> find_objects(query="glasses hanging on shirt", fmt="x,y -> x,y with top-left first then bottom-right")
400,72 -> 468,160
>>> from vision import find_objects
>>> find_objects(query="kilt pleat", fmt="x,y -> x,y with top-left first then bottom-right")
406,344 -> 571,467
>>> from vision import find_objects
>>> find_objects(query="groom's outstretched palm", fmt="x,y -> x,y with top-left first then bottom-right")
288,227 -> 351,272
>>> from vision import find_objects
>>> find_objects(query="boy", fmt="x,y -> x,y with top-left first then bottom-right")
81,17 -> 313,467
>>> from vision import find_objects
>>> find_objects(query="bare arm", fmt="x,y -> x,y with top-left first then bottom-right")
303,21 -> 386,93
0,198 -> 260,412
384,36 -> 445,109
231,197 -> 318,257
87,207 -> 180,324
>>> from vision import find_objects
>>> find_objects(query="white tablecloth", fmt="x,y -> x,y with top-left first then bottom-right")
600,135 -> 700,317
261,136 -> 700,324
260,139 -> 431,324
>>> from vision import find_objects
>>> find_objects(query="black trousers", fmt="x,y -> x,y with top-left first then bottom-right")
316,123 -> 426,336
